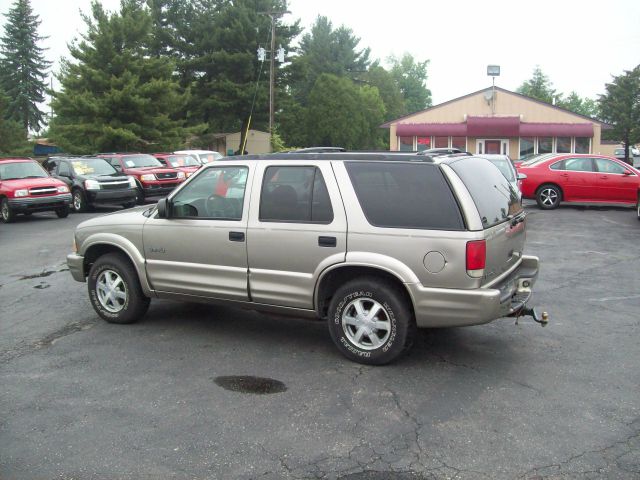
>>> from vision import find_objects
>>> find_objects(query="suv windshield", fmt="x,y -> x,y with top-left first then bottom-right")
449,157 -> 522,229
121,155 -> 162,168
0,161 -> 48,180
166,155 -> 200,167
70,158 -> 117,176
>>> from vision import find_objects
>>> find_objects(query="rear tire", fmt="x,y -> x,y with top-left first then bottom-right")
0,198 -> 15,223
88,253 -> 150,324
55,205 -> 70,218
327,278 -> 415,365
536,184 -> 561,210
135,187 -> 145,205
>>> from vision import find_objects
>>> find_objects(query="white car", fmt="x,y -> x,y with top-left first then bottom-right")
475,154 -> 523,197
174,150 -> 223,164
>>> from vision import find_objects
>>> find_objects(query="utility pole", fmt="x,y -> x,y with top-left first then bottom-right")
259,10 -> 289,136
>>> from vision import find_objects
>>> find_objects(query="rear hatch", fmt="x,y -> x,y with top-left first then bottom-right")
448,156 -> 525,285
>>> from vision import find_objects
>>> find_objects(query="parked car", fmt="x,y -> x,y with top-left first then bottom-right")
614,147 -> 640,166
174,150 -> 223,164
417,147 -> 467,155
68,153 -> 544,365
475,154 -> 523,195
513,153 -> 557,168
153,153 -> 201,178
516,153 -> 640,209
97,153 -> 185,204
43,156 -> 137,212
0,157 -> 71,223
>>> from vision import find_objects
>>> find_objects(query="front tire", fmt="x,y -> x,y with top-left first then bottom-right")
1,198 -> 16,223
55,205 -> 70,218
135,186 -> 145,205
536,184 -> 561,210
88,253 -> 150,324
72,189 -> 87,212
327,278 -> 415,365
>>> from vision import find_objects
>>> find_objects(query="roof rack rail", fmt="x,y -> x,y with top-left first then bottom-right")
220,152 -> 436,163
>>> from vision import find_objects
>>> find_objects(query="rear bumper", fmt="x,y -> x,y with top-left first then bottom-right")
8,193 -> 72,213
408,255 -> 540,328
87,189 -> 137,204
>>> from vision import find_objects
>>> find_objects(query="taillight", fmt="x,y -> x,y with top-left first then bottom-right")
466,240 -> 486,277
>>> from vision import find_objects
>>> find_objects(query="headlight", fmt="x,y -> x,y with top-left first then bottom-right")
84,180 -> 100,190
177,171 -> 186,179
186,171 -> 193,178
14,189 -> 28,197
57,185 -> 70,193
140,174 -> 155,181
127,176 -> 137,188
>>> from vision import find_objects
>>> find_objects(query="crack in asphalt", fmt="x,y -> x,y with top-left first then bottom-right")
0,320 -> 95,366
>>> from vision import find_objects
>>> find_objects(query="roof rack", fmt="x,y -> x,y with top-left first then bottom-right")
220,152 -> 437,162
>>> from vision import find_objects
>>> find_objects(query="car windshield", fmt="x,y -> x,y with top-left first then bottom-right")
167,155 -> 200,167
70,158 -> 117,176
0,161 -> 48,180
121,155 -> 162,168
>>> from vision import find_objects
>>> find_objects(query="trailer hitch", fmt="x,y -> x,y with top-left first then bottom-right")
516,306 -> 549,326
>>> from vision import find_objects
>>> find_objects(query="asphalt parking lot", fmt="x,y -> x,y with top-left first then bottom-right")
1,202 -> 639,480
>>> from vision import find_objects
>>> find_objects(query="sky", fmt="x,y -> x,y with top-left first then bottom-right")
1,0 -> 639,106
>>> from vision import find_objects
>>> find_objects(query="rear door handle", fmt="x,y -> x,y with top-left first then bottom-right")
318,236 -> 337,247
229,231 -> 245,242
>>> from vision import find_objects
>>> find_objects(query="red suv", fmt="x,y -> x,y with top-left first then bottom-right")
0,158 -> 72,223
98,153 -> 185,204
153,153 -> 201,178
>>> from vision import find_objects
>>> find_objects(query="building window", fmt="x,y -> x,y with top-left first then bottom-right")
398,136 -> 414,151
520,137 -> 535,158
451,136 -> 466,150
538,137 -> 553,153
575,137 -> 590,153
434,136 -> 448,148
556,137 -> 571,153
416,136 -> 431,151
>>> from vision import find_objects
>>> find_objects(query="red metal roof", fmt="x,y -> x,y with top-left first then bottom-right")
519,123 -> 593,137
396,123 -> 467,136
467,116 -> 520,137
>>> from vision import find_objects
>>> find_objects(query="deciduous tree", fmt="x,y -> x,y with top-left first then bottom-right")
517,66 -> 559,104
388,53 -> 431,114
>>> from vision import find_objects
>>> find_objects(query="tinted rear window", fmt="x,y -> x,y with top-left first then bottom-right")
345,162 -> 464,230
449,157 -> 522,229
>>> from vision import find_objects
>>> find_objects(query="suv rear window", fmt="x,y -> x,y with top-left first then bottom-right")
449,157 -> 522,229
345,162 -> 464,230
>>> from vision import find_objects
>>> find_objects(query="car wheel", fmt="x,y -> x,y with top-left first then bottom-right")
55,205 -> 70,218
72,189 -> 87,212
135,187 -> 145,205
327,278 -> 415,365
88,253 -> 150,324
536,184 -> 561,210
1,198 -> 16,223
122,201 -> 136,209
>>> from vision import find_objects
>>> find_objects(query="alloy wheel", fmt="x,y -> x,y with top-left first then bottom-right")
540,188 -> 559,207
96,269 -> 128,313
341,297 -> 392,350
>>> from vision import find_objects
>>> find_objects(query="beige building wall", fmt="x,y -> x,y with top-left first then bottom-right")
226,130 -> 271,154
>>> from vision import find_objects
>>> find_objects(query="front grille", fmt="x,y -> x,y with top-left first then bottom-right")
147,183 -> 178,190
29,187 -> 58,196
156,172 -> 178,180
100,181 -> 131,190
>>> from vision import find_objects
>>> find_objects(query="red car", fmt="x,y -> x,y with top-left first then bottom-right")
97,153 -> 185,204
0,158 -> 72,223
516,153 -> 640,209
152,153 -> 201,178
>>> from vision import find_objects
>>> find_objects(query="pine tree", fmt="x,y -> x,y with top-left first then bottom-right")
0,0 -> 51,133
49,0 -> 194,153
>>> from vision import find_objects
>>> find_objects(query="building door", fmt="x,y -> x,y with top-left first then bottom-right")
477,139 -> 509,155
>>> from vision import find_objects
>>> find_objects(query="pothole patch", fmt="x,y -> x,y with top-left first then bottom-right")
213,375 -> 287,394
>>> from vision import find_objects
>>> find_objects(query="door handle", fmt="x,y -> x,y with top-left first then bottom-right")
560,173 -> 569,177
229,231 -> 245,242
318,236 -> 337,247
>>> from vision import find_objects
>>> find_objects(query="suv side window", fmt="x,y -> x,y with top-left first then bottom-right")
594,158 -> 626,174
170,166 -> 248,220
346,162 -> 465,230
57,161 -> 71,177
259,166 -> 334,223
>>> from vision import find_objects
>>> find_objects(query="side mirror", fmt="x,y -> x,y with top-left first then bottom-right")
623,170 -> 632,176
517,172 -> 527,180
156,197 -> 171,219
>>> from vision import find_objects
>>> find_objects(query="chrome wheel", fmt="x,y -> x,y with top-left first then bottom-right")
342,297 -> 391,350
1,203 -> 9,221
540,188 -> 559,207
96,269 -> 128,313
73,191 -> 83,211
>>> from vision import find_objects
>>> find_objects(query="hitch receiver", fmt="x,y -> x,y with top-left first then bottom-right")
519,306 -> 549,326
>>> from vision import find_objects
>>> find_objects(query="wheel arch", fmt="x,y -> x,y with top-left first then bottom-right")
314,264 -> 415,320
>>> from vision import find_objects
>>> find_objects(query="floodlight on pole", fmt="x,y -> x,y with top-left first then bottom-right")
487,65 -> 500,114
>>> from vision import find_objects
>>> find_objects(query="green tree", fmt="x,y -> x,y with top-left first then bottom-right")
388,53 -> 431,114
365,64 -> 406,121
598,65 -> 640,163
49,0 -> 193,153
305,74 -> 384,150
556,91 -> 599,118
0,88 -> 25,153
517,66 -> 559,104
0,0 -> 51,133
